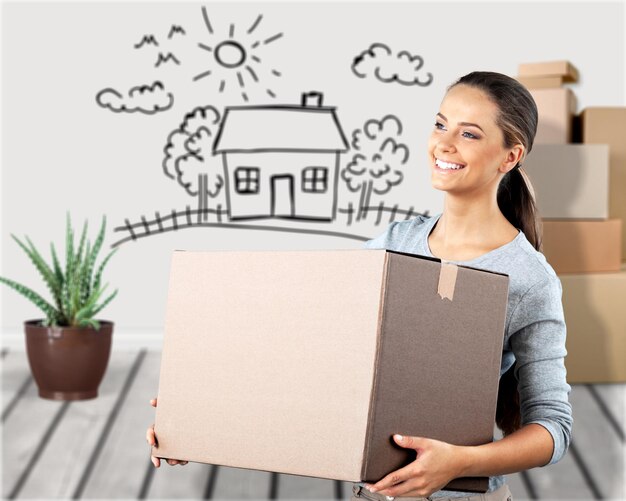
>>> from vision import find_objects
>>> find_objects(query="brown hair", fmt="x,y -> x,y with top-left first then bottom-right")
449,71 -> 542,435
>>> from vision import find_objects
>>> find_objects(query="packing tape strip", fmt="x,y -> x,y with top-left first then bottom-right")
437,262 -> 458,301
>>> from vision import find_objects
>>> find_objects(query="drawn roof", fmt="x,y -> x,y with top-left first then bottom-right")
213,106 -> 349,153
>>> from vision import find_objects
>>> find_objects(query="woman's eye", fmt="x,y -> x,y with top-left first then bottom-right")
462,131 -> 478,139
434,121 -> 446,130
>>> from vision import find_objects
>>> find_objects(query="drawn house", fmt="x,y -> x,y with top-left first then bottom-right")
213,92 -> 349,221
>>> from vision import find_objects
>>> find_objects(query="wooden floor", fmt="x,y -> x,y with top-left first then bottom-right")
2,348 -> 624,500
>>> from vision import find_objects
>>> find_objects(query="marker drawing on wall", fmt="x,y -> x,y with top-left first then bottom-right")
128,9 -> 283,103
194,8 -> 283,102
134,34 -> 159,48
96,81 -> 174,114
168,25 -> 186,39
134,26 -> 185,68
214,91 -> 348,221
341,115 -> 408,221
163,105 -> 224,217
155,53 -> 181,67
93,6 -> 430,247
112,92 -> 428,247
351,43 -> 433,87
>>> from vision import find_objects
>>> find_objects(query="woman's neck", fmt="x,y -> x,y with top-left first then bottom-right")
430,195 -> 518,257
440,200 -> 503,238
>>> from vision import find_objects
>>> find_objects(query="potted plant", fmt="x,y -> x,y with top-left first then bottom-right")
0,214 -> 118,401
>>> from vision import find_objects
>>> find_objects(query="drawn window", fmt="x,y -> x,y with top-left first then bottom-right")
235,167 -> 260,194
302,167 -> 328,193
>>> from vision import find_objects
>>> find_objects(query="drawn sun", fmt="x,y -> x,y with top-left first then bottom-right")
193,7 -> 283,101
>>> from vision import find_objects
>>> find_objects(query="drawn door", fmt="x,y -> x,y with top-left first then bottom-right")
271,175 -> 295,218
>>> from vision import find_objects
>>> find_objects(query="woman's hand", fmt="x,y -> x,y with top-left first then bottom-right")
364,434 -> 466,498
146,397 -> 189,468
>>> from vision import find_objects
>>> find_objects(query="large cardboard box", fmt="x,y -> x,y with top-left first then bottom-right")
561,264 -> 626,383
529,88 -> 577,144
579,107 -> 626,261
542,219 -> 622,274
523,144 -> 609,219
518,60 -> 579,82
153,250 -> 509,492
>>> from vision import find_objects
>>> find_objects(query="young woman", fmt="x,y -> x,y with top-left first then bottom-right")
352,71 -> 573,500
147,71 -> 573,501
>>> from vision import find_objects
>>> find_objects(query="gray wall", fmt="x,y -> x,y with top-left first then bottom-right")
2,1 -> 624,340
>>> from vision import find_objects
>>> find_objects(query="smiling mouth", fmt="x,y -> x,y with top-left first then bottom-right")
435,158 -> 466,170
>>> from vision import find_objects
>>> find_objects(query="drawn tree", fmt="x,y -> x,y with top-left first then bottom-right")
163,106 -> 224,214
341,115 -> 409,210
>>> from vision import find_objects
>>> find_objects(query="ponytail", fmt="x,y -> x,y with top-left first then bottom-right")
497,165 -> 543,252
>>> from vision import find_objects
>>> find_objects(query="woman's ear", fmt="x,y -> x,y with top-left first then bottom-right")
501,144 -> 524,174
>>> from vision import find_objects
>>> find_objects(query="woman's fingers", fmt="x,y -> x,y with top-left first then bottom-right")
166,459 -> 189,466
146,425 -> 157,446
148,398 -> 158,465
147,400 -> 187,467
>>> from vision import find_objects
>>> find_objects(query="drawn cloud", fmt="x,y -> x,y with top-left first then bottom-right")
96,81 -> 174,114
351,43 -> 433,87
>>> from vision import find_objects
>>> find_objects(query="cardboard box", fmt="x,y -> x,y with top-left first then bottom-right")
541,219 -> 622,274
153,250 -> 509,492
529,88 -> 577,144
518,60 -> 579,82
561,264 -> 626,383
523,144 -> 609,219
579,107 -> 626,261
516,75 -> 564,89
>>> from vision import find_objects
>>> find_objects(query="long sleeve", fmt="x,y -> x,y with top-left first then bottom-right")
507,276 -> 573,465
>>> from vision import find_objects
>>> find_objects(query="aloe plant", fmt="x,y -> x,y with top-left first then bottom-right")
0,214 -> 118,329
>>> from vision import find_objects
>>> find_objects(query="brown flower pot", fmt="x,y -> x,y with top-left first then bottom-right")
24,320 -> 113,401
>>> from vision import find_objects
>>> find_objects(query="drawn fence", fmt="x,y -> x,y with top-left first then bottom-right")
112,203 -> 429,247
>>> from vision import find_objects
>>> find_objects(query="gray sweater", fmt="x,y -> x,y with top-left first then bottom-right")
364,213 -> 573,496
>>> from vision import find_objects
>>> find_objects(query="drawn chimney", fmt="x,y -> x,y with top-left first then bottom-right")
301,91 -> 324,107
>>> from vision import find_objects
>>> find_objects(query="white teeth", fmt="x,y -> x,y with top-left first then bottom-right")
436,158 -> 465,170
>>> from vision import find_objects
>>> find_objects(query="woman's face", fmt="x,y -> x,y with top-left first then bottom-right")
427,84 -> 521,194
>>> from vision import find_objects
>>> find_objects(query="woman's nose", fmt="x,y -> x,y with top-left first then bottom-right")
436,137 -> 457,154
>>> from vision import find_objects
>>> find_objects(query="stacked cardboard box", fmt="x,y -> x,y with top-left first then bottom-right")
517,61 -> 625,383
517,61 -> 578,144
578,108 -> 626,261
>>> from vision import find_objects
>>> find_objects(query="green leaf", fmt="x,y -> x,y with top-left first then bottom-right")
85,217 -> 107,291
51,242 -> 65,290
75,220 -> 88,271
78,318 -> 100,329
11,234 -> 61,306
79,242 -> 91,305
92,217 -> 107,265
68,263 -> 82,324
65,212 -> 75,285
61,279 -> 71,326
90,288 -> 118,318
93,247 -> 118,292
0,276 -> 60,323
75,284 -> 105,324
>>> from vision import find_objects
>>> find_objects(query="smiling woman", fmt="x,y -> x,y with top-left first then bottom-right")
359,72 -> 572,500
